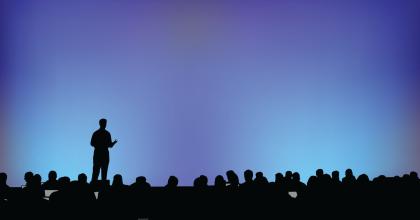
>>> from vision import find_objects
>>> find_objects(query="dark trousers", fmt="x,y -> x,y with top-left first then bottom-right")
92,149 -> 109,182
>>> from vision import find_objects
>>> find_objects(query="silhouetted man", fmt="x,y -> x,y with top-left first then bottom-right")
91,118 -> 117,182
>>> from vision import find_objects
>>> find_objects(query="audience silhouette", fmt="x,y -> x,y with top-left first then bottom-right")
0,169 -> 419,219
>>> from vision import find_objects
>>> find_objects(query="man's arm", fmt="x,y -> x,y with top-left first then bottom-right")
110,139 -> 118,148
90,132 -> 96,148
107,131 -> 117,148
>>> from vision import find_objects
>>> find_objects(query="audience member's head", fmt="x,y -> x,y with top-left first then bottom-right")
321,174 -> 332,186
226,170 -> 239,187
166,176 -> 178,188
410,171 -> 418,180
342,169 -> 356,184
357,174 -> 369,184
244,170 -> 253,183
114,174 -> 123,185
214,175 -> 226,188
32,174 -> 42,187
275,173 -> 284,184
136,176 -> 146,183
42,171 -> 59,189
48,170 -> 57,181
345,169 -> 354,178
292,172 -> 301,182
285,171 -> 293,180
24,171 -> 34,185
375,175 -> 386,183
78,173 -> 88,184
194,175 -> 208,188
332,171 -> 340,182
193,177 -> 201,187
307,176 -> 317,187
133,176 -> 150,188
58,176 -> 71,189
0,173 -> 7,187
200,175 -> 208,186
255,172 -> 268,184
316,169 -> 324,178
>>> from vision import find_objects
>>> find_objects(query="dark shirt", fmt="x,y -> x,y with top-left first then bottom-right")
91,129 -> 112,151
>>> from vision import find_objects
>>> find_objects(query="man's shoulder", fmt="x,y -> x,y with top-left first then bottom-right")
93,129 -> 110,136
93,129 -> 109,133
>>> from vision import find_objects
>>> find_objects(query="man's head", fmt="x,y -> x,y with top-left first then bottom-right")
99,118 -> 107,129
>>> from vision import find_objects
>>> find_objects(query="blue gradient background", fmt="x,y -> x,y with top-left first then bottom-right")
1,0 -> 420,186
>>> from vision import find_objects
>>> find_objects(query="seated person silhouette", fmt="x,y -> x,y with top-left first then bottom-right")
23,171 -> 33,188
90,118 -> 117,183
193,175 -> 209,189
241,169 -> 254,189
0,172 -> 9,201
166,176 -> 179,189
214,175 -> 226,189
42,170 -> 59,190
130,176 -> 151,189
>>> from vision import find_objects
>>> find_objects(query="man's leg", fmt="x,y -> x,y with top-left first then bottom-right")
101,162 -> 109,181
92,150 -> 101,182
92,164 -> 100,183
101,151 -> 110,181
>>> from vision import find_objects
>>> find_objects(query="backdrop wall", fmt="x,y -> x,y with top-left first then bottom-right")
1,0 -> 420,186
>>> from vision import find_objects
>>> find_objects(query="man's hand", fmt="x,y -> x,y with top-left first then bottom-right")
111,139 -> 118,148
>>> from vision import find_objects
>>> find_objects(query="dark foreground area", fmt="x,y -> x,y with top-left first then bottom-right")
1,169 -> 419,219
